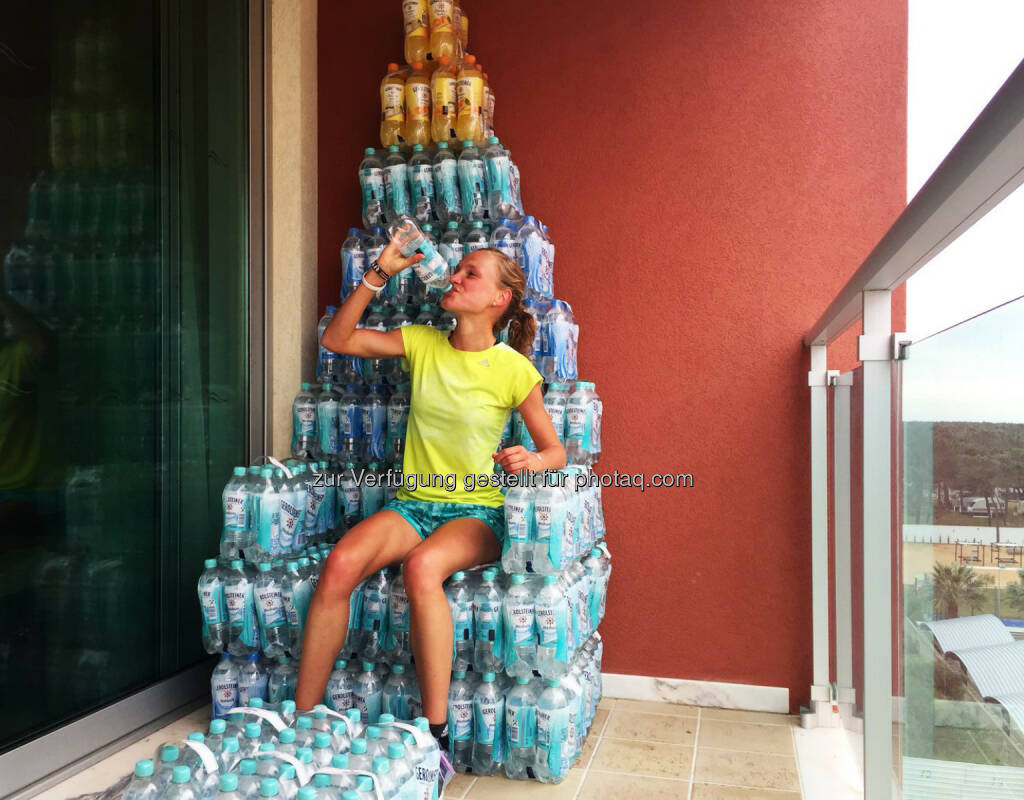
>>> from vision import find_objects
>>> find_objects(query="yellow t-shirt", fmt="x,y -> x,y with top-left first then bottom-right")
397,324 -> 542,506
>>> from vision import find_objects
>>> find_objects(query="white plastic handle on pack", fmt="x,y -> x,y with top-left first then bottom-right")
312,704 -> 348,721
597,542 -> 611,559
226,706 -> 288,733
267,456 -> 293,479
181,738 -> 219,775
375,719 -> 433,750
315,767 -> 385,800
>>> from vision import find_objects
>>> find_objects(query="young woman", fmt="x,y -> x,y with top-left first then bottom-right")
294,239 -> 566,762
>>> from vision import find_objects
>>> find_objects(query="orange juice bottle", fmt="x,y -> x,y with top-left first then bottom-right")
455,54 -> 484,144
459,4 -> 469,51
428,0 -> 457,61
380,62 -> 406,147
402,0 -> 429,65
452,1 -> 464,61
431,55 -> 458,145
403,61 -> 431,148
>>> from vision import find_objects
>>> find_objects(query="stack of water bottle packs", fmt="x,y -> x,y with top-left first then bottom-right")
179,2 -> 613,794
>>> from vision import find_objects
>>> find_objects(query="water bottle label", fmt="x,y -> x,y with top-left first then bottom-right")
387,404 -> 408,439
566,403 -> 586,440
544,404 -> 565,439
343,247 -> 367,287
407,83 -> 430,122
340,402 -> 361,439
506,704 -> 536,748
540,242 -> 556,296
475,604 -> 498,640
390,587 -> 410,632
294,404 -> 316,437
329,685 -> 353,712
384,164 -> 410,216
200,582 -> 225,624
259,497 -> 282,556
474,696 -> 503,746
411,164 -> 434,199
360,168 -> 386,206
433,159 -> 462,216
306,482 -> 326,529
457,160 -> 485,217
449,699 -> 473,741
257,586 -> 286,628
552,321 -> 578,382
361,405 -> 387,460
279,496 -> 302,549
361,595 -> 387,632
456,77 -> 483,120
485,155 -> 511,201
224,489 -> 247,530
354,688 -> 382,723
239,672 -> 268,705
212,674 -> 239,718
536,706 -> 570,777
507,604 -> 535,645
381,85 -> 404,122
341,482 -> 360,516
505,500 -> 530,543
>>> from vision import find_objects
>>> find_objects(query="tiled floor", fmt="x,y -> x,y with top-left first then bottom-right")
37,699 -> 805,800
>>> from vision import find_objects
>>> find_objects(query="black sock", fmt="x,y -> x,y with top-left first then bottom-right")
429,721 -> 450,752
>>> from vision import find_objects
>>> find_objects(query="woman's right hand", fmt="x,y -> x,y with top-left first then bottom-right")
377,238 -> 425,277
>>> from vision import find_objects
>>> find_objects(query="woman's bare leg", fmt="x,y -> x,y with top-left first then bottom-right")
402,519 -> 501,724
295,510 -> 421,710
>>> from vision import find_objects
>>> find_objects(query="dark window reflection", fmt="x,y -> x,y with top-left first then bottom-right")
0,0 -> 249,752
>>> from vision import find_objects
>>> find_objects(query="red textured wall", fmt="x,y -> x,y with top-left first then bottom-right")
317,0 -> 907,713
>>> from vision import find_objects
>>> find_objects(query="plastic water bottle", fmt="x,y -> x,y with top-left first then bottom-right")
388,216 -> 451,293
359,148 -> 386,229
519,217 -> 553,298
431,141 -> 462,223
535,679 -> 570,784
164,766 -> 196,800
438,221 -> 464,273
445,571 -> 473,671
257,778 -> 279,800
339,461 -> 362,531
565,382 -> 598,465
457,141 -> 486,221
361,384 -> 388,462
235,759 -> 261,799
503,677 -> 537,780
386,385 -> 410,465
489,218 -> 519,263
251,467 -> 281,560
124,759 -> 160,800
281,561 -> 311,653
326,659 -> 354,712
446,670 -> 474,772
502,575 -> 536,678
255,562 -> 290,657
340,229 -> 367,302
538,389 -> 566,449
360,570 -> 391,662
384,571 -> 411,664
371,757 -> 399,800
463,220 -> 488,253
317,384 -> 340,457
338,385 -> 362,460
386,742 -> 418,800
535,576 -> 570,679
354,661 -> 383,723
384,145 -> 411,221
199,558 -> 229,654
483,137 -> 514,220
546,303 -> 579,383
278,470 -> 305,555
471,672 -> 505,776
501,486 -> 534,574
291,386 -> 318,460
225,560 -> 259,656
473,568 -> 505,673
410,718 -> 440,800
347,738 -> 372,776
238,653 -> 269,706
380,664 -> 410,720
408,144 -> 435,223
317,307 -> 341,385
222,467 -> 251,559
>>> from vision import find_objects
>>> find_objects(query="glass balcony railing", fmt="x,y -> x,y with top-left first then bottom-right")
802,58 -> 1024,799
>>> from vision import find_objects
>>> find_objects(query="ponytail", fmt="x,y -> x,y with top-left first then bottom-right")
485,248 -> 536,356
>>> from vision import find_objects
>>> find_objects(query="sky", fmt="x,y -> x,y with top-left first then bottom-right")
902,0 -> 1024,423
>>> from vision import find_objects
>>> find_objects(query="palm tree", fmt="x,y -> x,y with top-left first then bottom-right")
1005,569 -> 1024,614
932,563 -> 989,619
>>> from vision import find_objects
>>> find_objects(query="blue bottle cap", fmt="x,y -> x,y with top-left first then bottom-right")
437,142 -> 449,150
187,732 -> 204,742
223,737 -> 239,752
482,671 -> 495,682
388,742 -> 405,759
364,147 -> 376,155
245,722 -> 262,738
160,745 -> 179,762
230,559 -> 244,569
239,759 -> 258,775
259,778 -> 279,797
511,574 -> 525,584
331,753 -> 349,768
134,760 -> 154,778
461,140 -> 473,147
516,676 -> 530,685
171,766 -> 191,784
413,143 -> 425,151
219,774 -> 239,792
278,728 -> 296,743
366,726 -> 381,740
388,144 -> 400,152
543,574 -> 558,585
372,757 -> 390,773
297,716 -> 313,729
233,466 -> 247,476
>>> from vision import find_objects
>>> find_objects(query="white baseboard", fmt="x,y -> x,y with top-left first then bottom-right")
601,672 -> 790,714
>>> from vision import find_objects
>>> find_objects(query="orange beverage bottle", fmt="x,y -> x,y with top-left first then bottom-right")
403,61 -> 431,148
452,1 -> 464,60
403,0 -> 429,65
428,0 -> 457,61
455,54 -> 484,144
431,55 -> 458,144
380,62 -> 406,147
459,5 -> 469,51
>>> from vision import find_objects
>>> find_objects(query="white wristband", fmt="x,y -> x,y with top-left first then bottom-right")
362,273 -> 386,293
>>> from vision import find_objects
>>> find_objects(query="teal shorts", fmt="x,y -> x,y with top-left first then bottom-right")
383,498 -> 506,549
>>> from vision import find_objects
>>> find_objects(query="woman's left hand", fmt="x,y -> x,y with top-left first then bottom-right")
492,446 -> 542,474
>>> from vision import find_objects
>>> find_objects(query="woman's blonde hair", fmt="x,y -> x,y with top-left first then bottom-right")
484,248 -> 536,356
